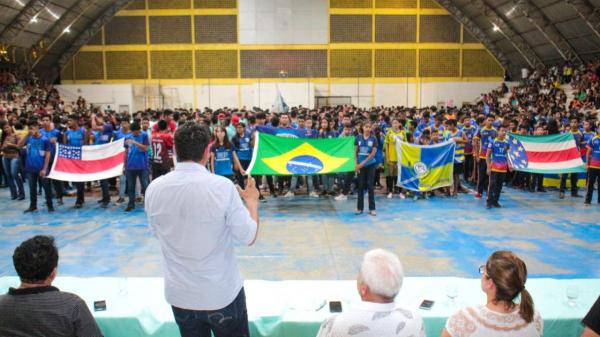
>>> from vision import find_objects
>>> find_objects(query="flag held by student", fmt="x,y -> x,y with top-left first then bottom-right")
507,133 -> 586,174
248,133 -> 355,176
48,139 -> 125,182
396,140 -> 455,192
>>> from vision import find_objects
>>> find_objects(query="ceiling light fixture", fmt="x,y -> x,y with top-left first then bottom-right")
63,26 -> 71,33
30,15 -> 39,23
46,8 -> 60,20
493,24 -> 501,32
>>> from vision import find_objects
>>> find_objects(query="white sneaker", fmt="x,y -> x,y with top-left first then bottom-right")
334,194 -> 348,201
309,191 -> 319,198
399,193 -> 406,199
387,193 -> 393,199
284,191 -> 294,198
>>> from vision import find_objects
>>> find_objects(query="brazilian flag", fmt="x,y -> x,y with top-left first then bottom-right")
248,133 -> 356,176
396,140 -> 455,192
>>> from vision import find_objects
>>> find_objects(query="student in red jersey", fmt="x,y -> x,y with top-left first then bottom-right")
151,120 -> 174,180
152,110 -> 177,134
486,126 -> 510,209
584,124 -> 600,206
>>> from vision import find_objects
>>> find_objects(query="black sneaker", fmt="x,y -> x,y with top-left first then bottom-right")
24,207 -> 37,213
493,203 -> 502,208
74,203 -> 83,209
48,207 -> 55,213
125,206 -> 134,212
57,198 -> 64,205
100,201 -> 109,208
485,204 -> 492,209
572,194 -> 582,198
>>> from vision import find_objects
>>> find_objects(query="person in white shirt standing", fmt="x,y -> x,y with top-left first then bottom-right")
145,122 -> 259,337
316,249 -> 425,337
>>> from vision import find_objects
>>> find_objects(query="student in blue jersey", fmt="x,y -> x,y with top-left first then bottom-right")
17,120 -> 53,213
486,126 -> 511,209
232,123 -> 253,187
63,114 -> 89,209
584,124 -> 600,206
1,122 -> 24,200
91,113 -> 114,207
113,117 -> 131,205
40,115 -> 63,205
319,118 -> 338,197
355,120 -> 378,216
447,119 -> 467,196
559,117 -> 584,199
461,116 -> 478,184
124,122 -> 149,212
473,115 -> 497,199
210,126 -> 244,181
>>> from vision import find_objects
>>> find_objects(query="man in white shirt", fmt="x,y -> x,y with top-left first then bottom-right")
316,249 -> 425,337
145,122 -> 259,337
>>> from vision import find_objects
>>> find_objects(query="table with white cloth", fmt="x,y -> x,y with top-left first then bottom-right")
0,277 -> 598,337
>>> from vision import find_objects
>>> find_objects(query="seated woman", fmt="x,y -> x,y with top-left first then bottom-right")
441,251 -> 543,337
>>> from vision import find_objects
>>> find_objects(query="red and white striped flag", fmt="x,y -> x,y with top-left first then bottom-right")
48,139 -> 125,182
507,133 -> 586,174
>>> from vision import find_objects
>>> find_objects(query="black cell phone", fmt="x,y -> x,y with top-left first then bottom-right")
94,300 -> 107,312
419,299 -> 434,310
329,301 -> 342,313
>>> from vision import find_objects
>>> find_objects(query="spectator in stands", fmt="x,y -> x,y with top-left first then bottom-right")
316,249 -> 425,337
145,122 -> 259,337
581,296 -> 600,337
441,251 -> 542,337
0,235 -> 103,337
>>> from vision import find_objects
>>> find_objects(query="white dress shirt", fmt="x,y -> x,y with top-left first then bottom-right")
316,301 -> 425,337
145,162 -> 257,310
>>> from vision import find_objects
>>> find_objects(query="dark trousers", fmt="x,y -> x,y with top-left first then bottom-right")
151,163 -> 170,180
585,168 -> 600,204
341,171 -> 355,195
172,288 -> 249,337
464,154 -> 474,182
27,172 -> 52,210
477,160 -> 489,194
126,169 -> 149,208
237,160 -> 251,188
529,173 -> 544,191
386,176 -> 398,193
487,171 -> 506,206
51,178 -> 63,200
99,179 -> 110,202
560,173 -> 579,195
73,182 -> 85,204
357,165 -> 376,211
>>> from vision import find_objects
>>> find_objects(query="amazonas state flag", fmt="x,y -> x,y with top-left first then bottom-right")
248,133 -> 355,175
396,140 -> 455,192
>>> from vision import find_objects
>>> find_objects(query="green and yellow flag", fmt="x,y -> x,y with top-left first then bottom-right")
248,133 -> 356,176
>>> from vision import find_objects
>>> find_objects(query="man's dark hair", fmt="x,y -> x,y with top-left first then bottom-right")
13,235 -> 59,283
174,122 -> 211,162
130,122 -> 141,132
157,119 -> 168,131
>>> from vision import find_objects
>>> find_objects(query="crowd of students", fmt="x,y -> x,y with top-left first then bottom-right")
1,58 -> 600,213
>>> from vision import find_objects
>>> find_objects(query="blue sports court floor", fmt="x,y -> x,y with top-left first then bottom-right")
0,186 -> 599,280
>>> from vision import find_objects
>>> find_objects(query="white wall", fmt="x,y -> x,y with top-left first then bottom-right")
239,0 -> 327,45
56,84 -> 134,112
57,80 -> 502,111
419,81 -> 501,107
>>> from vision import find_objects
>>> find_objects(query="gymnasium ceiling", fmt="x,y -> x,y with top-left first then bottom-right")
0,0 -> 599,80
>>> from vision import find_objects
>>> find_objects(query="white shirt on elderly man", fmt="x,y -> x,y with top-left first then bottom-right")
145,162 -> 257,310
316,301 -> 425,337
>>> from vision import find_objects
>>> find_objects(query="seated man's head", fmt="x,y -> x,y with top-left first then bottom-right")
357,249 -> 404,303
13,235 -> 58,285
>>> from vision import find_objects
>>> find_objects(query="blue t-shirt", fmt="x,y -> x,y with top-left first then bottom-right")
125,132 -> 149,170
40,128 -> 61,157
25,135 -> 50,173
114,128 -> 131,141
234,135 -> 252,161
65,128 -> 86,146
356,135 -> 378,167
212,145 -> 234,176
94,124 -> 114,145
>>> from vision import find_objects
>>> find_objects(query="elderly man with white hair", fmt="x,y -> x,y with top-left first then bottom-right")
316,249 -> 425,337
